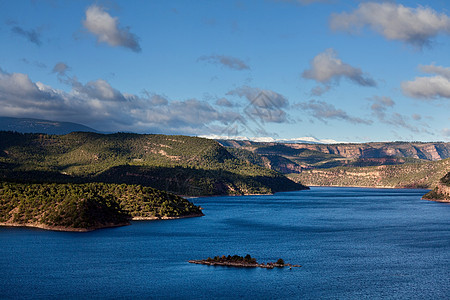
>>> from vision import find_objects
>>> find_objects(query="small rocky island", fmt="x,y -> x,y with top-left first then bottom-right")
189,254 -> 301,269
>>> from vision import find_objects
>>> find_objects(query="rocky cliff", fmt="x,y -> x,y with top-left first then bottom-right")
422,172 -> 450,202
219,140 -> 450,161
288,158 -> 450,189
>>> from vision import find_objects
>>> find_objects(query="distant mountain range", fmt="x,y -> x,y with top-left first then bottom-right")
0,116 -> 98,135
200,134 -> 344,144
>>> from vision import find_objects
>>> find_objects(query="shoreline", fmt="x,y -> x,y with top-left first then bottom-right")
0,213 -> 204,232
306,185 -> 430,190
422,198 -> 450,203
131,212 -> 204,221
0,221 -> 130,232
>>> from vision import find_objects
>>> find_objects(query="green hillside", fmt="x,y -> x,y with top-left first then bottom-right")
0,131 -> 306,196
0,182 -> 203,231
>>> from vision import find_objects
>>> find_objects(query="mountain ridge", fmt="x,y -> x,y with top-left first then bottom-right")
0,116 -> 98,135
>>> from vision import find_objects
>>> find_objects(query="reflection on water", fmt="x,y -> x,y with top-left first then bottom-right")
1,187 -> 449,299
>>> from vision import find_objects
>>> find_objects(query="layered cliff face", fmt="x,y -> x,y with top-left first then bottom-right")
284,142 -> 450,161
288,159 -> 450,189
219,140 -> 450,161
218,140 -> 450,176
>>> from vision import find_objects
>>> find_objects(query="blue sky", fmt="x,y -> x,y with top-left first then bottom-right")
0,0 -> 449,142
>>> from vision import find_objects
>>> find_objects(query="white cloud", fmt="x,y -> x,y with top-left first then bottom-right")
0,68 -> 240,135
419,64 -> 450,79
330,2 -> 450,48
82,5 -> 141,52
302,48 -> 376,91
402,64 -> 450,99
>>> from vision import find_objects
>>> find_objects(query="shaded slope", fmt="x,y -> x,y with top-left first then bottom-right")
0,131 -> 307,196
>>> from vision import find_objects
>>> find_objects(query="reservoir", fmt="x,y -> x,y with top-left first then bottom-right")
1,187 -> 449,299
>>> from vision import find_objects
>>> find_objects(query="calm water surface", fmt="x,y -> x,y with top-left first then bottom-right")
1,187 -> 449,299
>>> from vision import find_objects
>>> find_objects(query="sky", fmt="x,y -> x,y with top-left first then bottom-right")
0,0 -> 449,143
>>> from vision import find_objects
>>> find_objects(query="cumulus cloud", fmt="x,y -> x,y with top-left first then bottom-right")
227,86 -> 289,123
402,64 -> 450,99
0,68 -> 240,135
11,26 -> 42,46
141,91 -> 169,106
198,55 -> 250,70
82,5 -> 141,52
419,64 -> 450,78
296,100 -> 372,124
330,2 -> 450,48
302,49 -> 376,93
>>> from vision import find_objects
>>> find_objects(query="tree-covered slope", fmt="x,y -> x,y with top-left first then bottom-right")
0,182 -> 203,231
0,131 -> 307,195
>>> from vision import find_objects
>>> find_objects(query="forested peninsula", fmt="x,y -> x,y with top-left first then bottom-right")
0,182 -> 203,231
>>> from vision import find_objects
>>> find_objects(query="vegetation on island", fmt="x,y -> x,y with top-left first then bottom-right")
0,131 -> 307,196
422,172 -> 450,202
189,254 -> 300,269
0,181 -> 203,231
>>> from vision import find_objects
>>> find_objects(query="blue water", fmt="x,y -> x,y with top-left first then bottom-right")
1,187 -> 449,299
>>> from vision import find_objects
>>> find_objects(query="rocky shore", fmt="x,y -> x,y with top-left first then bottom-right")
0,212 -> 204,232
188,259 -> 301,269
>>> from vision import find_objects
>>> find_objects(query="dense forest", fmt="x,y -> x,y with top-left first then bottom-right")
0,182 -> 203,231
0,131 -> 307,196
